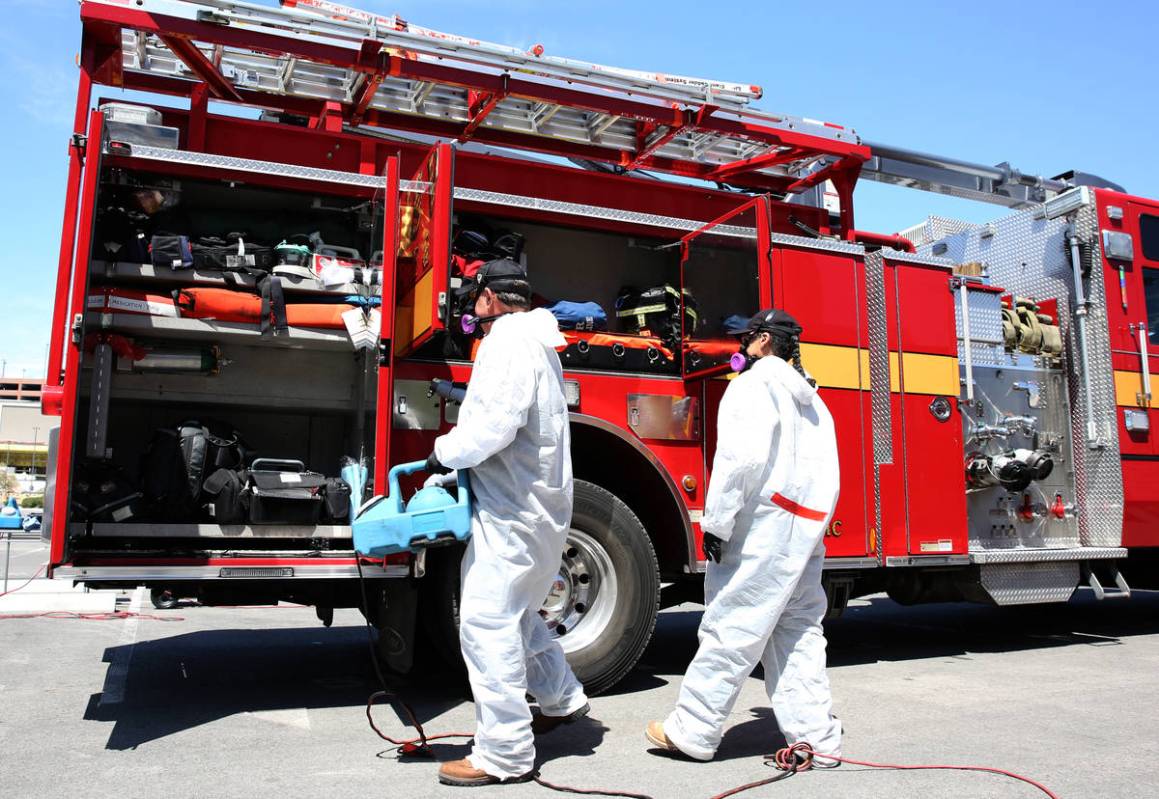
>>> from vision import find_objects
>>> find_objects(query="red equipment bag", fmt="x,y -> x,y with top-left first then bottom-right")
174,287 -> 356,329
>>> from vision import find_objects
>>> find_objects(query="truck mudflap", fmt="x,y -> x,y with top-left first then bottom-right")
53,557 -> 409,582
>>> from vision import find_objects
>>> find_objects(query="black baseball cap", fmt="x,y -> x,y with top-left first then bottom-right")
736,308 -> 803,338
460,258 -> 531,301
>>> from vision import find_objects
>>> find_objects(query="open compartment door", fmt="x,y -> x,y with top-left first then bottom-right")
46,109 -> 106,569
394,142 -> 454,358
374,157 -> 403,493
680,196 -> 772,378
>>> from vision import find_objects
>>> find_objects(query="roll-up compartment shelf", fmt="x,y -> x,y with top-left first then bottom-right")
92,259 -> 363,296
86,312 -> 354,351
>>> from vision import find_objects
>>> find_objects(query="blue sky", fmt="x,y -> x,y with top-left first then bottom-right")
2,0 -> 1157,378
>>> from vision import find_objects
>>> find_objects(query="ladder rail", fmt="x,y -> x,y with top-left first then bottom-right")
83,0 -> 868,194
287,0 -> 765,106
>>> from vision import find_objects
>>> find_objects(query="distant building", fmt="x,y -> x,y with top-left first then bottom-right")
1,389 -> 57,498
0,377 -> 44,403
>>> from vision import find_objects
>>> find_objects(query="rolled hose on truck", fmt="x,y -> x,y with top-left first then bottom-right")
350,465 -> 1060,799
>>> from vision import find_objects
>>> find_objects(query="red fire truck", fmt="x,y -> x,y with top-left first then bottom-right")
43,0 -> 1158,693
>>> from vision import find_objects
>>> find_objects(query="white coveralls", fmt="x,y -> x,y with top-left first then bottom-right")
434,308 -> 588,779
664,355 -> 842,761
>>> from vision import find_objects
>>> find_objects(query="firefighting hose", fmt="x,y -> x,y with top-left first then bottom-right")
355,559 -> 1059,798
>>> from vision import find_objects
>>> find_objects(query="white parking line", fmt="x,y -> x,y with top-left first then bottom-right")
10,548 -> 47,560
97,586 -> 145,707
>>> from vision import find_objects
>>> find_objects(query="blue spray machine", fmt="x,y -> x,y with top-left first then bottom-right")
352,461 -> 472,557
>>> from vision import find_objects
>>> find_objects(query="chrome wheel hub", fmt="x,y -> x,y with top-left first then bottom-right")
540,528 -> 618,653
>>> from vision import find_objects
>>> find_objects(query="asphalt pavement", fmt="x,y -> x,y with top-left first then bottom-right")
1,544 -> 1157,799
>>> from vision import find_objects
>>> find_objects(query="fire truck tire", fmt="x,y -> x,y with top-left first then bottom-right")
150,588 -> 178,610
417,480 -> 661,696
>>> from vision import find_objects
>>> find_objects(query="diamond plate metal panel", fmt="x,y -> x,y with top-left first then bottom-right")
866,251 -> 890,566
1073,204 -> 1124,547
124,145 -> 389,188
866,251 -> 892,467
768,233 -> 865,254
954,287 -> 1004,344
958,342 -> 1010,367
899,216 -> 979,249
453,187 -> 757,237
118,147 -> 760,237
970,546 -> 1126,564
920,202 -> 1124,550
979,562 -> 1079,605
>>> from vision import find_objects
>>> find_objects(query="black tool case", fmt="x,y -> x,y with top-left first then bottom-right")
247,458 -> 325,524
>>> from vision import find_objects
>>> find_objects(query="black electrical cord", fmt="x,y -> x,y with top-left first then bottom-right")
356,557 -> 471,756
356,557 -> 656,797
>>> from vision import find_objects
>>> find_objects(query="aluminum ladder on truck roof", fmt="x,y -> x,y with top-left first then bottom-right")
80,0 -> 869,196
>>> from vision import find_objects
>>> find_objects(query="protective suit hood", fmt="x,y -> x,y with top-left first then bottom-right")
490,307 -> 567,349
751,354 -> 816,405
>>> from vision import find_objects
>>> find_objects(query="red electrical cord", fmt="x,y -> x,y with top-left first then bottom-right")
0,564 -> 46,597
709,741 -> 1060,799
0,610 -> 184,622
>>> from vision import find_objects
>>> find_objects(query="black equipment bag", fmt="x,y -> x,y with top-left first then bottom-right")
141,421 -> 248,519
149,234 -> 193,269
71,459 -> 145,523
614,284 -> 699,347
321,477 -> 353,524
247,459 -> 325,524
192,234 -> 276,273
98,206 -> 151,263
202,467 -> 249,524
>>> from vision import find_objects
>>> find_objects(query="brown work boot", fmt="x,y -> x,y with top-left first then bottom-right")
437,758 -> 533,787
644,721 -> 692,759
531,702 -> 591,735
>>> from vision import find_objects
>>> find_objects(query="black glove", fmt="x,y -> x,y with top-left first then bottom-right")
702,533 -> 723,564
425,451 -> 451,475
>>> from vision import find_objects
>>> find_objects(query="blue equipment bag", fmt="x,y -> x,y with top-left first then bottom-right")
546,300 -> 608,331
352,461 -> 472,557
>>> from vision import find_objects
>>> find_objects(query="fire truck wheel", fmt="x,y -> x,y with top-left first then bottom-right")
150,588 -> 178,610
551,480 -> 660,694
417,480 -> 660,695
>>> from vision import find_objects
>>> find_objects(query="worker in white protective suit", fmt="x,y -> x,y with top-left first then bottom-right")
646,308 -> 842,767
429,259 -> 589,788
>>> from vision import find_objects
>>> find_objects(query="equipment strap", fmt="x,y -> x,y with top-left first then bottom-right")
259,276 -> 289,336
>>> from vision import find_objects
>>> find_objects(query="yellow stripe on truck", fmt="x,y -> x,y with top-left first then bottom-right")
893,351 -> 960,396
799,342 -> 867,390
1114,370 -> 1152,408
799,343 -> 957,395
